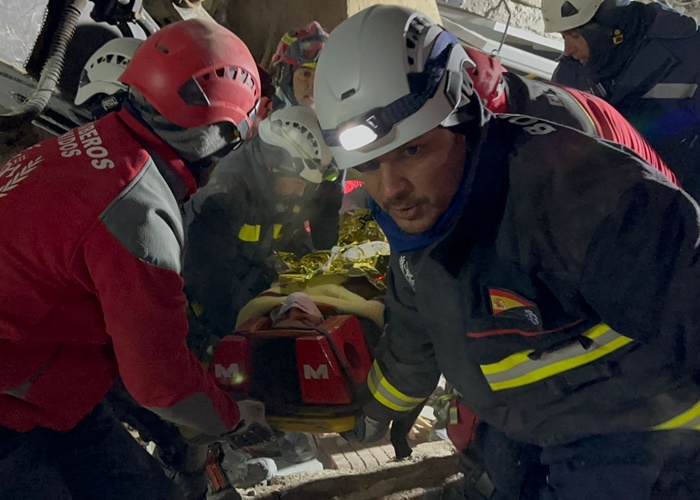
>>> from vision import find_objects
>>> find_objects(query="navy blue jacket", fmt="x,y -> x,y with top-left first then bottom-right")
554,3 -> 700,196
365,116 -> 700,447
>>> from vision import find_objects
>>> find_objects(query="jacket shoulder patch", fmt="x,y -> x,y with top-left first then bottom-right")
488,287 -> 540,326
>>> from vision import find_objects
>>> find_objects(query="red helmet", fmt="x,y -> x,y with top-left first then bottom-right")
271,21 -> 328,69
463,46 -> 508,114
120,19 -> 260,137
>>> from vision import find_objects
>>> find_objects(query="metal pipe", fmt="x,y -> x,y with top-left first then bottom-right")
0,0 -> 88,132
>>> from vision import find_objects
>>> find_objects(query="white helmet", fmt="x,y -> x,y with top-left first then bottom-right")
257,105 -> 335,184
541,0 -> 605,32
314,5 -> 480,170
74,37 -> 143,106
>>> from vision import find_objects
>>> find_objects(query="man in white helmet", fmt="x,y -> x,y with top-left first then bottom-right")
315,5 -> 700,498
541,0 -> 700,198
184,105 -> 339,348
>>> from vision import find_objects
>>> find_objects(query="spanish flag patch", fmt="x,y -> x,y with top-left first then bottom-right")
488,288 -> 534,315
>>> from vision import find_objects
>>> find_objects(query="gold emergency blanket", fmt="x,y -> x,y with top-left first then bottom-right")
274,209 -> 389,290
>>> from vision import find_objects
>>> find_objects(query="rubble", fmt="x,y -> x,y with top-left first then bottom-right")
243,441 -> 460,500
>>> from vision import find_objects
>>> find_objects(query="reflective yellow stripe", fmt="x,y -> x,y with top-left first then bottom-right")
569,93 -> 597,132
281,33 -> 297,45
238,224 -> 261,242
373,362 -> 425,403
273,224 -> 282,239
449,406 -> 459,425
480,324 -> 634,391
367,361 -> 424,413
480,324 -> 609,375
190,301 -> 204,317
653,400 -> 700,431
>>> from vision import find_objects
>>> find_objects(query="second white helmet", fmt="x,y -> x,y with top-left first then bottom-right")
541,0 -> 605,32
75,37 -> 143,106
257,105 -> 335,183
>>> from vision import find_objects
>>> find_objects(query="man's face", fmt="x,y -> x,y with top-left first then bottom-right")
273,176 -> 308,199
357,127 -> 466,234
562,29 -> 590,65
292,66 -> 316,106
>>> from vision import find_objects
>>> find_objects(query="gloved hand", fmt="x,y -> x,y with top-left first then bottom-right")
159,445 -> 208,500
226,399 -> 275,448
178,399 -> 273,447
340,414 -> 390,444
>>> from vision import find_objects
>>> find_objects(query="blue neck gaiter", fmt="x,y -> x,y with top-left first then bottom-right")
371,163 -> 471,253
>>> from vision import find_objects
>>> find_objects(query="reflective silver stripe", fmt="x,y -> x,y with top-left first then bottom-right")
2,380 -> 32,399
367,362 -> 423,413
643,83 -> 697,99
480,324 -> 634,391
1,348 -> 62,399
653,400 -> 700,431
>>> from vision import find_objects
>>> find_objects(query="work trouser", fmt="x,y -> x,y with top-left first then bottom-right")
476,423 -> 700,500
0,402 -> 175,500
106,380 -> 210,500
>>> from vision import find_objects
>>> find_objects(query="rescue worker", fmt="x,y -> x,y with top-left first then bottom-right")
184,105 -> 337,348
464,46 -> 678,186
0,20 -> 269,499
315,6 -> 700,498
541,0 -> 700,197
267,20 -> 345,245
270,21 -> 329,109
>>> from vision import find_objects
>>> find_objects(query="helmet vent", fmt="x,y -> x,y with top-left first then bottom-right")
561,1 -> 580,18
194,67 -> 257,92
405,16 -> 429,71
280,119 -> 321,159
178,78 -> 210,106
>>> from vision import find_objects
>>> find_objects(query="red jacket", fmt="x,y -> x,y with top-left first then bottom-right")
498,73 -> 679,186
463,46 -> 678,186
0,109 -> 240,433
562,85 -> 679,186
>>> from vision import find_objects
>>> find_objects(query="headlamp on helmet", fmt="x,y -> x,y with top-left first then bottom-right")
321,30 -> 459,153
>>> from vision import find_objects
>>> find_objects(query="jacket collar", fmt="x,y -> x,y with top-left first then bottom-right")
116,108 -> 197,203
430,119 -> 512,276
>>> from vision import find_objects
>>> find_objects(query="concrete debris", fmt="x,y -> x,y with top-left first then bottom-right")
242,441 -> 460,499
